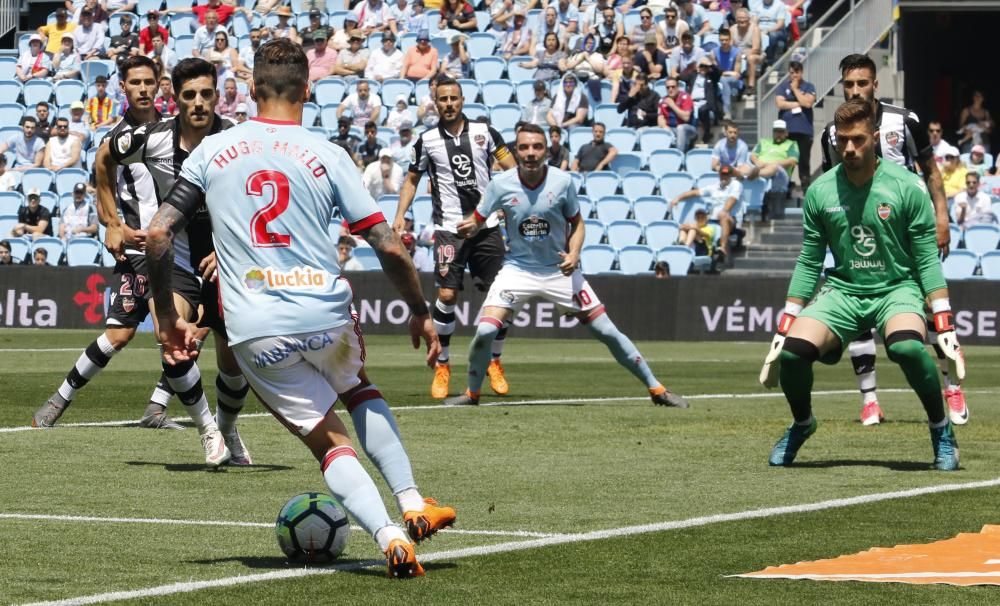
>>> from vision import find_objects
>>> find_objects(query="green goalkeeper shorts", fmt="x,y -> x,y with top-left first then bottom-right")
798,282 -> 927,346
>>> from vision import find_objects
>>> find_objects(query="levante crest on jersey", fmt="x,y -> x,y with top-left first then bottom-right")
878,202 -> 892,220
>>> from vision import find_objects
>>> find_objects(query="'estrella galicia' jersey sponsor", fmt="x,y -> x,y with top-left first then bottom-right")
820,101 -> 933,173
409,117 -> 511,232
105,109 -> 161,255
109,114 -> 235,274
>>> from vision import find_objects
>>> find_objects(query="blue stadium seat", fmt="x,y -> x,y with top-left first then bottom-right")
379,79 -> 414,105
659,172 -> 696,201
696,173 -> 719,190
0,103 -> 25,127
170,12 -> 197,36
941,249 -> 978,280
584,171 -> 620,199
617,245 -> 655,274
314,78 -> 348,106
55,80 -> 86,107
609,152 -> 642,176
0,80 -> 21,103
66,238 -> 101,266
949,224 -> 962,252
644,220 -> 680,249
577,195 -> 592,218
568,127 -> 592,156
580,244 -> 616,273
399,32 -> 418,53
464,103 -> 488,121
605,220 -> 643,249
646,149 -> 684,178
171,35 -> 194,58
621,171 -> 657,199
506,56 -> 536,82
605,127 -> 636,152
632,196 -> 669,224
0,214 -> 19,240
481,80 -> 515,106
583,218 -> 605,247
0,57 -> 15,80
962,224 -> 1000,256
570,171 -> 583,193
30,237 -> 64,266
22,80 -> 53,107
641,127 -> 677,153
593,104 -> 624,128
657,245 -> 694,276
319,104 -> 341,129
623,9 -> 642,33
0,191 -> 22,214
457,79 -> 480,103
672,198 -> 706,225
377,195 -> 399,222
741,177 -> 768,214
473,57 -> 505,82
595,196 -> 631,223
80,60 -> 114,84
351,247 -> 382,270
979,250 -> 1000,279
301,102 -> 319,127
347,79 -> 381,97
22,169 -> 55,195
467,32 -> 498,59
137,0 -> 161,17
685,148 -> 713,174
489,104 -> 521,132
7,236 -> 29,263
328,10 -> 349,30
705,10 -> 726,31
55,168 -> 89,196
515,79 -> 536,106
411,196 -> 432,227
38,191 -> 59,213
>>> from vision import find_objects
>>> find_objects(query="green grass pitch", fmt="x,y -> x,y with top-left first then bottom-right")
2,329 -> 1000,605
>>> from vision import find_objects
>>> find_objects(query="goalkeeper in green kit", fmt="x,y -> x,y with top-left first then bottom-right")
759,98 -> 964,471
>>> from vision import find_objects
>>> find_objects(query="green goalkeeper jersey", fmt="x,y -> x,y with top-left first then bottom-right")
787,159 -> 947,300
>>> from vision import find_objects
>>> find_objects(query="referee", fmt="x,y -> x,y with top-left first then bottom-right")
393,75 -> 517,400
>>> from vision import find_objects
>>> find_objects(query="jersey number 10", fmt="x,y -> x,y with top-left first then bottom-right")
246,170 -> 292,248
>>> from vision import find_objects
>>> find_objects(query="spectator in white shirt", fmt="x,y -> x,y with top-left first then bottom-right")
364,32 -> 404,82
72,8 -> 107,60
191,9 -> 222,57
59,183 -> 99,241
16,34 -> 52,82
953,172 -> 997,230
43,118 -> 83,171
51,36 -> 82,81
670,164 -> 743,257
363,149 -> 404,199
337,79 -> 383,127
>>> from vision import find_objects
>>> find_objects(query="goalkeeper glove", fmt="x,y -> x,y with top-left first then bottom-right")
759,302 -> 802,388
932,299 -> 965,381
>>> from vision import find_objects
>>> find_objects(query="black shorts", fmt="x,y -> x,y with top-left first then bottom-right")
106,255 -> 201,327
197,277 -> 227,338
433,227 -> 505,291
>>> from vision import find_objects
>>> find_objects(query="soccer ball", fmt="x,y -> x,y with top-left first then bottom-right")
275,492 -> 350,563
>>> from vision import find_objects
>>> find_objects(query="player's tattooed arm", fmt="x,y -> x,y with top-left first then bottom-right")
361,221 -> 429,316
146,203 -> 189,318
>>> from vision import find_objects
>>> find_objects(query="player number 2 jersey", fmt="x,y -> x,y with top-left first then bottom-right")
787,160 -> 946,300
179,118 -> 384,345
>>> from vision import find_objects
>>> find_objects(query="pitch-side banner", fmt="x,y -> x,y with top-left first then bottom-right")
3,267 -> 999,344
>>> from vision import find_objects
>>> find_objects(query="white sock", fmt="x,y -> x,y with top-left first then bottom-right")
395,487 -> 425,514
321,445 -> 395,544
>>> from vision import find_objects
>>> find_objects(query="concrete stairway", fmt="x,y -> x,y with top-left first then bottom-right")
727,214 -> 803,277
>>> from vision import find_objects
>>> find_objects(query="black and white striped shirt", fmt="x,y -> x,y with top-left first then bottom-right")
106,110 -> 160,255
409,117 -> 511,232
109,114 -> 234,274
820,101 -> 934,173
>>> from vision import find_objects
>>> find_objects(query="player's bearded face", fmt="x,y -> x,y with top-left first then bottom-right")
435,84 -> 463,124
841,68 -> 876,102
516,133 -> 547,171
178,76 -> 217,129
835,122 -> 876,169
122,67 -> 157,109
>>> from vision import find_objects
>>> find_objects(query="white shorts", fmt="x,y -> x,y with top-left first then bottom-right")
232,320 -> 365,437
482,265 -> 603,315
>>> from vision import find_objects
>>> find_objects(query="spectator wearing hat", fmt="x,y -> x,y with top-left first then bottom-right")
401,0 -> 428,34
966,144 -> 991,177
139,10 -> 169,54
206,51 -> 237,97
72,8 -> 107,60
670,164 -> 743,258
43,117 -> 82,171
775,60 -> 816,189
300,10 -> 332,52
67,101 -> 90,147
0,155 -> 20,192
51,36 -> 82,81
386,94 -> 414,131
354,0 -> 398,36
216,77 -> 246,119
332,30 -> 370,79
439,0 -> 477,32
940,145 -> 968,202
59,183 -> 98,242
12,190 -> 52,240
0,117 -> 45,171
390,121 -> 416,170
617,71 -> 660,129
270,6 -> 302,44
751,119 -> 799,193
363,148 -> 404,198
37,8 -> 76,55
306,30 -> 339,82
400,30 -> 439,82
147,31 -> 178,74
366,32 -> 404,82
632,30 -> 667,80
439,32 -> 471,78
547,125 -> 571,170
499,12 -> 533,61
85,75 -> 117,130
234,103 -> 250,123
192,9 -> 223,57
657,77 -> 697,152
107,12 -> 140,61
330,117 -> 362,162
522,80 -> 552,127
16,35 -> 51,83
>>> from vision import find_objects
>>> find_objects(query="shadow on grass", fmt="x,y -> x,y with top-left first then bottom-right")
792,459 -> 932,471
187,555 -> 457,577
124,461 -> 294,473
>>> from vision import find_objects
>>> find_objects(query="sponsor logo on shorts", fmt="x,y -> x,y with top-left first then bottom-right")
253,332 -> 335,368
243,266 -> 329,293
499,290 -> 516,304
877,202 -> 891,220
438,263 -> 449,277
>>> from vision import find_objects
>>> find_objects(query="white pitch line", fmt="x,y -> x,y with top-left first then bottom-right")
9,388 -> 997,435
0,513 -> 557,539
19,477 -> 1000,606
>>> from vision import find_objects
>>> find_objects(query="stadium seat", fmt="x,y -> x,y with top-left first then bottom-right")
319,104 -> 341,129
695,173 -> 719,191
979,250 -> 1000,279
595,196 -> 631,223
54,80 -> 86,107
38,191 -> 58,213
456,79 -> 480,104
377,195 -> 399,222
610,152 -> 642,176
301,102 -> 319,127
0,191 -> 22,215
136,0 -> 160,16
22,80 -> 53,107
568,127 -> 592,156
7,236 -> 29,263
328,10 -> 349,30
621,171 -> 657,199
55,168 -> 89,196
170,12 -> 197,36
657,245 -> 695,276
583,218 -> 605,247
617,245 -> 655,274
0,103 -> 25,127
580,244 -> 616,273
593,104 -> 624,128
464,103 -> 488,121
506,56 -> 536,82
659,172 -> 696,201
473,57 -> 505,82
467,32 -> 498,59
514,80 -> 537,106
640,128 -> 677,154
584,171 -> 620,199
570,171 -> 583,193
0,57 -> 15,80
684,149 -> 713,174
741,177 -> 769,214
347,79 -> 381,97
399,32 -> 417,53
66,238 -> 101,266
22,169 -> 55,195
941,249 -> 978,280
962,224 -> 1000,256
411,196 -> 432,227
632,196 -> 669,224
605,127 -> 636,153
577,195 -> 592,218
79,60 -> 113,84
0,80 -> 20,104
489,104 -> 521,132
314,78 -> 348,107
949,224 -> 962,252
647,149 -> 685,178
672,198 -> 706,225
379,79 -> 414,105
30,237 -> 63,266
644,220 -> 681,249
606,220 -> 643,249
0,214 -> 19,239
172,35 -> 194,59
705,10 -> 726,31
351,247 -> 382,270
481,80 -> 515,106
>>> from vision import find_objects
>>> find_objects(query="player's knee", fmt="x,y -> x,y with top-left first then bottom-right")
104,327 -> 136,350
780,337 -> 819,366
437,289 -> 458,306
885,330 -> 925,364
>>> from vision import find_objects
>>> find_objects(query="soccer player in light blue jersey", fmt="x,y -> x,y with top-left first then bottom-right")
146,39 -> 454,578
443,124 -> 690,409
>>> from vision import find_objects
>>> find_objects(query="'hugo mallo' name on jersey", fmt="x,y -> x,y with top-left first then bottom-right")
180,118 -> 384,345
476,167 -> 581,271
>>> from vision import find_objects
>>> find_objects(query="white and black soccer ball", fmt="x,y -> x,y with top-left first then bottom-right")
275,492 -> 350,563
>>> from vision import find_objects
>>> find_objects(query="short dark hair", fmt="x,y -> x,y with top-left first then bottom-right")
838,53 -> 877,77
517,123 -> 545,139
653,260 -> 670,275
680,32 -> 694,43
593,122 -> 606,130
36,101 -> 48,109
119,55 -> 159,81
21,116 -> 36,127
788,60 -> 804,72
0,240 -> 10,253
722,119 -> 738,130
435,75 -> 459,91
172,57 -> 217,98
337,235 -> 356,248
364,120 -> 376,131
252,39 -> 309,103
834,97 -> 876,132
55,117 -> 69,125
549,125 -> 562,136
718,27 -> 730,37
